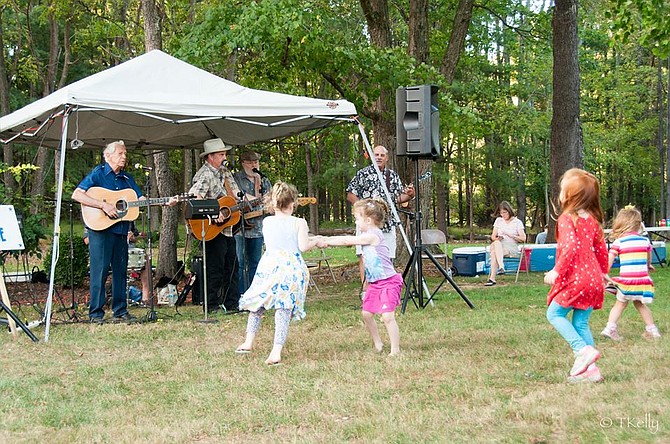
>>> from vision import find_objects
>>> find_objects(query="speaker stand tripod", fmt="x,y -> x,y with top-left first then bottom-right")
400,158 -> 475,313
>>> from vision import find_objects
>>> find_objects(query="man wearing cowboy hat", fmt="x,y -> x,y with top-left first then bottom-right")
189,137 -> 247,313
233,150 -> 272,293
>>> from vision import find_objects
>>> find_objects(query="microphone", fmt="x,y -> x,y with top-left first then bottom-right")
252,167 -> 266,178
134,163 -> 153,171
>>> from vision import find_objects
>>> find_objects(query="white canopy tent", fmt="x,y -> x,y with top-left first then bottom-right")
0,50 -> 360,341
0,50 -> 357,149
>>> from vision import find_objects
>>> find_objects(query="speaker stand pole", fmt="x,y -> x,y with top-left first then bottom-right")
198,218 -> 218,324
400,157 -> 475,313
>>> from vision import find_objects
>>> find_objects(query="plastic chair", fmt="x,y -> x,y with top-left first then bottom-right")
420,229 -> 449,270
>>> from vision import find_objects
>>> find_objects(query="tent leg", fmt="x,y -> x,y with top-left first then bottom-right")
44,106 -> 72,342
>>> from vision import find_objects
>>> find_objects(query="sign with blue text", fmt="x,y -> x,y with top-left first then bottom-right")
0,205 -> 25,251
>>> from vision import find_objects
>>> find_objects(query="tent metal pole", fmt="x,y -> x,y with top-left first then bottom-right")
44,105 -> 72,341
356,123 -> 433,307
355,123 -> 412,253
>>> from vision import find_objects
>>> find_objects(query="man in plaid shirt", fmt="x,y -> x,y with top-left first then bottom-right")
189,138 -> 245,313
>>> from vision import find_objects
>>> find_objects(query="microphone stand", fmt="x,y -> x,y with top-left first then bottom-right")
198,215 -> 218,324
237,190 -> 250,293
67,200 -> 81,321
142,171 -> 159,323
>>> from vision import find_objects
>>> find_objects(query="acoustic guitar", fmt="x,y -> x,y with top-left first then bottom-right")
81,187 -> 194,231
187,195 -> 264,241
188,196 -> 318,241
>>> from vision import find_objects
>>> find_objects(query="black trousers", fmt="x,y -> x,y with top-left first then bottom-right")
204,234 -> 240,310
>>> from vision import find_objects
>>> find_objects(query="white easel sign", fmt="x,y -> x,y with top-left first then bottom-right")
0,205 -> 25,251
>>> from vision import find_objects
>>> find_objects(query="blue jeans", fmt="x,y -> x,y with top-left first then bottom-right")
546,300 -> 594,353
235,235 -> 264,294
88,230 -> 129,319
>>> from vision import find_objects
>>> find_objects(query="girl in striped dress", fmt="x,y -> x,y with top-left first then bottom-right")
601,206 -> 661,340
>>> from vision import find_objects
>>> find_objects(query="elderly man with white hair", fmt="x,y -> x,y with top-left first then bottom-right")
72,141 -> 145,324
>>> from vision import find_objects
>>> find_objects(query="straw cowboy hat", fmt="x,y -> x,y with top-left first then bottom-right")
200,138 -> 232,158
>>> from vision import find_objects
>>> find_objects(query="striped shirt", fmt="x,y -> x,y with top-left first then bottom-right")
610,232 -> 654,302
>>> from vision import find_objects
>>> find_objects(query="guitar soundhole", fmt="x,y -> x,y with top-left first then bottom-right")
116,200 -> 128,212
220,207 -> 230,219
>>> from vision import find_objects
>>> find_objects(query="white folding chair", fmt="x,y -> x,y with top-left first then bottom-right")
420,229 -> 449,270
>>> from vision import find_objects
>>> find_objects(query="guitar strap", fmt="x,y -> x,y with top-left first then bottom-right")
223,177 -> 234,198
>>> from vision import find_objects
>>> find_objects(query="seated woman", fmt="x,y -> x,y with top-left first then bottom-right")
484,201 -> 526,286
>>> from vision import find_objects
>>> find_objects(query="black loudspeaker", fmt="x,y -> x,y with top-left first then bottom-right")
396,85 -> 440,159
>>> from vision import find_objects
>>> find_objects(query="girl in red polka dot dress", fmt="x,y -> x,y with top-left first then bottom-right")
544,168 -> 610,383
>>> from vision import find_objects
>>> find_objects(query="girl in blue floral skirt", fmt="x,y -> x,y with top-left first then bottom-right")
236,182 -> 322,365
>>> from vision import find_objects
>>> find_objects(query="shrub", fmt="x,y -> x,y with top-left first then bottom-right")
42,231 -> 89,287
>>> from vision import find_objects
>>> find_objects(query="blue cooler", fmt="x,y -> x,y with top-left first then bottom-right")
529,243 -> 557,272
452,247 -> 488,277
653,241 -> 667,264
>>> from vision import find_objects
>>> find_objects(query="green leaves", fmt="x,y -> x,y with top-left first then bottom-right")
606,0 -> 670,57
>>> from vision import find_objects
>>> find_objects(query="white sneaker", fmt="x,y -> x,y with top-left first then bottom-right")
570,345 -> 601,376
601,326 -> 622,341
568,364 -> 603,383
642,326 -> 661,340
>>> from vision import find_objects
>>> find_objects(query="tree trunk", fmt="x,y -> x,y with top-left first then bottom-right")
408,0 -> 429,64
440,0 -> 475,83
665,57 -> 670,219
57,20 -> 71,90
28,7 -> 62,214
0,10 -> 17,193
359,0 -> 394,150
30,147 -> 49,214
147,153 -> 160,232
45,13 -> 58,96
183,148 -> 193,194
142,0 -> 162,52
437,0 -> 474,236
154,151 -> 179,278
142,0 -> 177,279
435,159 -> 447,236
305,143 -> 318,234
550,0 -> 583,238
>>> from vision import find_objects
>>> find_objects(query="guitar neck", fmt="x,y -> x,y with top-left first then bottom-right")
127,196 -> 174,208
233,197 -> 264,212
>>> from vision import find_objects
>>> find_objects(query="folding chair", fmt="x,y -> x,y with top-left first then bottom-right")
303,248 -> 337,283
305,262 -> 321,293
499,245 -> 530,283
509,245 -> 531,282
420,229 -> 449,270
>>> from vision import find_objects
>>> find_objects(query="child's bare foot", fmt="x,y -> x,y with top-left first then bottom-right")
388,349 -> 400,357
265,345 -> 282,365
265,355 -> 282,365
373,341 -> 384,353
235,343 -> 253,354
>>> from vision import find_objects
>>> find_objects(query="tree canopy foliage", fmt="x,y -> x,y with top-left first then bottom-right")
1,0 -> 668,250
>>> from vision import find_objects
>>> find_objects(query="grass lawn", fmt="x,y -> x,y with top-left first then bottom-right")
1,256 -> 668,443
